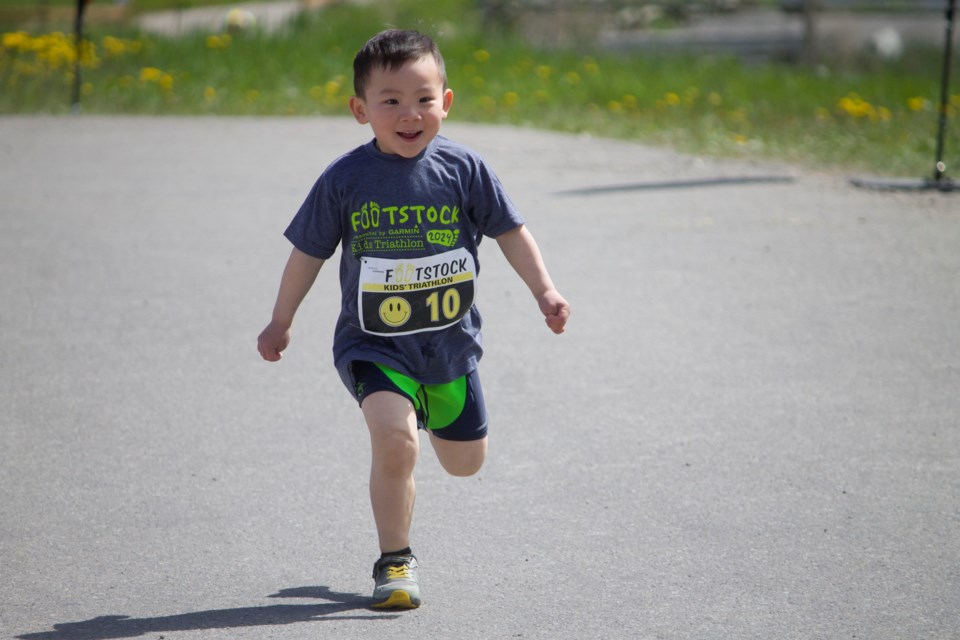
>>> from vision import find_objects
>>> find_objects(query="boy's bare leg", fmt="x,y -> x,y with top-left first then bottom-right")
429,434 -> 487,477
362,391 -> 420,553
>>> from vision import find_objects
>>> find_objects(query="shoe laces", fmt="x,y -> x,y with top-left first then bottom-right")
373,555 -> 416,580
384,564 -> 412,580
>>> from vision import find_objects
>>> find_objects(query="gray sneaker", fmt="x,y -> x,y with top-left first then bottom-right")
371,554 -> 421,609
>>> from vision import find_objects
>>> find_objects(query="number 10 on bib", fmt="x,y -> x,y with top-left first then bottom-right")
358,249 -> 477,336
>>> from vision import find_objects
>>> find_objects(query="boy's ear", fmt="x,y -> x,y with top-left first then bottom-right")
349,96 -> 369,124
442,89 -> 454,118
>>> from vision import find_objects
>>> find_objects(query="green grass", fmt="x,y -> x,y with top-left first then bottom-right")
1,0 -> 957,178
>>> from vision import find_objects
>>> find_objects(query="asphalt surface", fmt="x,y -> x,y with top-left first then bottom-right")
1,115 -> 959,640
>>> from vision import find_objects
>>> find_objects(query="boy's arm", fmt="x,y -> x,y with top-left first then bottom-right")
257,248 -> 325,361
496,224 -> 570,334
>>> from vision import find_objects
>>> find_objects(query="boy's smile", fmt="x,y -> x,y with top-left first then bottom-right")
350,56 -> 454,158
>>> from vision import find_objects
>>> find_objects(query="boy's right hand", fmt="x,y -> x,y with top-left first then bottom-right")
257,321 -> 291,362
539,289 -> 570,335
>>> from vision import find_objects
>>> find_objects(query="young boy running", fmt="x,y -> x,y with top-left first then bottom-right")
257,29 -> 569,609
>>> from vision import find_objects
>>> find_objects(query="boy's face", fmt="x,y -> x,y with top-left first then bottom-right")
349,55 -> 453,158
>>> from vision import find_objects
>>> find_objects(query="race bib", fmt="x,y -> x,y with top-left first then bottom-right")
358,248 -> 476,336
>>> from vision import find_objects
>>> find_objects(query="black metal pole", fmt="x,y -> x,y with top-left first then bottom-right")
851,0 -> 957,192
932,0 -> 956,185
71,0 -> 87,113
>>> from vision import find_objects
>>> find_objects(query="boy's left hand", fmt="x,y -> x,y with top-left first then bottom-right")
538,290 -> 570,334
257,320 -> 291,362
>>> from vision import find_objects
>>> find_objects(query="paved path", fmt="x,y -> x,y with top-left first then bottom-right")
134,0 -> 320,36
599,8 -> 951,57
1,115 -> 958,639
132,0 -> 952,58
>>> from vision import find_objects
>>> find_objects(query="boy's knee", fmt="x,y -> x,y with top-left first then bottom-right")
431,436 -> 486,477
371,426 -> 418,477
441,456 -> 485,477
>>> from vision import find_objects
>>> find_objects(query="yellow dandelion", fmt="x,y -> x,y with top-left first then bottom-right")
907,96 -> 928,111
209,34 -> 231,49
140,67 -> 162,82
838,93 -> 875,119
471,76 -> 485,89
35,34 -> 76,71
246,89 -> 260,101
564,71 -> 580,85
204,86 -> 217,101
502,91 -> 519,107
3,31 -> 30,51
708,92 -> 722,106
664,92 -> 680,107
102,36 -> 126,57
473,49 -> 491,63
535,65 -> 552,80
79,41 -> 100,69
159,73 -> 174,92
608,100 -> 623,113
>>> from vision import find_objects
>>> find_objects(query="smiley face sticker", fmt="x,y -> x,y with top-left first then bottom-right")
378,296 -> 412,328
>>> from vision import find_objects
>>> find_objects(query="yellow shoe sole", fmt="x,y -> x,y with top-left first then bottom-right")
371,589 -> 421,609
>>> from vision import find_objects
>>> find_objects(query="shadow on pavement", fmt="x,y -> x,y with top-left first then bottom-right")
555,174 -> 795,196
16,586 -> 397,640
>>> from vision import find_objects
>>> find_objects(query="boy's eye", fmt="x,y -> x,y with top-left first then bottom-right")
384,99 -> 399,105
420,97 -> 434,103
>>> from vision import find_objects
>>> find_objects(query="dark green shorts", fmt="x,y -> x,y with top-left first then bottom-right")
348,361 -> 488,442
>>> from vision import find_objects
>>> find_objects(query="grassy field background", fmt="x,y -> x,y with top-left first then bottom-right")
1,0 -> 957,178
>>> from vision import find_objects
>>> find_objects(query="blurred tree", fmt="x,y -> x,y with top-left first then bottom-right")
479,0 -> 513,33
800,0 -> 820,64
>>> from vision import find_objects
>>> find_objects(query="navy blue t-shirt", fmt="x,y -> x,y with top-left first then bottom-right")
285,135 -> 524,387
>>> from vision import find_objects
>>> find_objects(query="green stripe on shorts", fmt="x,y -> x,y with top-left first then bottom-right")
374,363 -> 467,431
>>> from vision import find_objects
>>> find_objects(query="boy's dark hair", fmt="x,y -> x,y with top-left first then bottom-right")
353,29 -> 447,98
